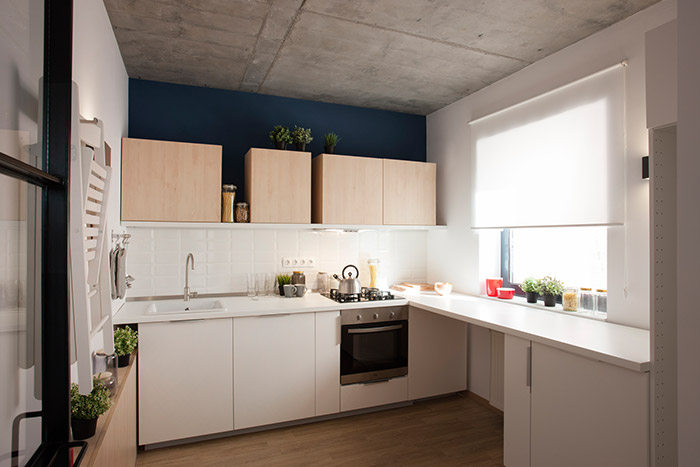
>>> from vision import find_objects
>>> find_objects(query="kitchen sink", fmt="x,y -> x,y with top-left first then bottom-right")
145,299 -> 227,315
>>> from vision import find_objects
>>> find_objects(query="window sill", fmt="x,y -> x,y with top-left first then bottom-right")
479,294 -> 607,322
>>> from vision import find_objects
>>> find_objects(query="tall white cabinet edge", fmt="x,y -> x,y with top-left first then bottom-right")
503,334 -> 650,467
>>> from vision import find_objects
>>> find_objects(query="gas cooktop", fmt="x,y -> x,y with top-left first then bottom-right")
324,287 -> 398,303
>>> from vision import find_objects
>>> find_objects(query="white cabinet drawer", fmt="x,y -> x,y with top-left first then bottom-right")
340,376 -> 408,412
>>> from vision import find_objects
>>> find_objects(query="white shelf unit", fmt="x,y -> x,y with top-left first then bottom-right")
121,221 -> 447,231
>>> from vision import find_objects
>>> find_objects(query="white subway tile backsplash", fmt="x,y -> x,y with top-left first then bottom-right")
125,227 -> 427,297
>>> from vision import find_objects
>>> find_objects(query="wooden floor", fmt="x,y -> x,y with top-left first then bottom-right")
136,392 -> 503,467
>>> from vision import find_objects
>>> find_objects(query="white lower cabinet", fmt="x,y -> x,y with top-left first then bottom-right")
340,376 -> 408,412
408,306 -> 467,399
504,336 -> 649,467
138,319 -> 233,445
315,311 -> 341,416
233,313 -> 316,429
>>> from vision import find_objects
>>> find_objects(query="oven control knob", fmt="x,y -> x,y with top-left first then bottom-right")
373,313 -> 380,320
356,315 -> 362,321
389,311 -> 396,318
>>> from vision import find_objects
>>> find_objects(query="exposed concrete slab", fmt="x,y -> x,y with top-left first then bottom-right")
103,0 -> 660,114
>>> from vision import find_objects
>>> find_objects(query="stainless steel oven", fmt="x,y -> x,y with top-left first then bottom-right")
340,305 -> 408,385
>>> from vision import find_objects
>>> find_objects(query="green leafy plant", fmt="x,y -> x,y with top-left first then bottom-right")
114,325 -> 138,357
539,275 -> 564,297
291,126 -> 313,144
324,132 -> 341,147
520,277 -> 541,294
269,125 -> 291,144
70,378 -> 112,420
277,274 -> 292,286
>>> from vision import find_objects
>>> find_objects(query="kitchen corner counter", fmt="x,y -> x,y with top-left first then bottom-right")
403,293 -> 650,373
113,292 -> 649,373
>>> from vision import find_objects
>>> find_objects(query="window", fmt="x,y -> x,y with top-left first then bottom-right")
501,227 -> 607,295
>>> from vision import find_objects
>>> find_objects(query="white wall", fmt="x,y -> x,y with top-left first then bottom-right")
426,0 -> 676,398
72,0 -> 129,314
676,0 -> 700,463
126,227 -> 428,297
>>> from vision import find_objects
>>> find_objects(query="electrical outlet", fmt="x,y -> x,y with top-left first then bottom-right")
281,257 -> 316,268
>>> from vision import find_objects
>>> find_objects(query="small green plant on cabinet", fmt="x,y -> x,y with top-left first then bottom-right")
70,378 -> 112,420
269,125 -> 291,144
291,126 -> 313,144
520,277 -> 541,294
277,274 -> 292,286
324,132 -> 341,147
114,325 -> 138,357
539,275 -> 564,296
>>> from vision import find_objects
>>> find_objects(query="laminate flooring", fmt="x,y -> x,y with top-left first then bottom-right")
136,392 -> 504,467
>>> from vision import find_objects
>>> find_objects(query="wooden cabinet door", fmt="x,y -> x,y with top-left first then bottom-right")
504,335 -> 531,467
233,313 -> 315,429
530,343 -> 649,467
312,153 -> 383,224
382,159 -> 436,225
408,306 -> 467,400
121,138 -> 222,222
138,319 -> 233,444
315,311 -> 340,416
244,148 -> 311,223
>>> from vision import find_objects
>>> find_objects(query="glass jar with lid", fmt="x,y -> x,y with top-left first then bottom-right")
367,258 -> 380,289
235,202 -> 249,223
221,185 -> 237,223
579,287 -> 595,313
562,287 -> 578,311
595,289 -> 608,314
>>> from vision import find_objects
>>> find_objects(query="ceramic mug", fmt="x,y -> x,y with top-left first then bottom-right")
294,284 -> 307,297
283,284 -> 297,298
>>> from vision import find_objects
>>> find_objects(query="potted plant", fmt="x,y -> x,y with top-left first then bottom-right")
291,126 -> 313,151
269,125 -> 291,150
521,277 -> 540,303
324,132 -> 341,154
276,273 -> 291,296
70,378 -> 112,440
114,325 -> 138,367
539,275 -> 564,307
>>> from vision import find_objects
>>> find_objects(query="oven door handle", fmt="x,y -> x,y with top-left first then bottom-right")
347,324 -> 403,334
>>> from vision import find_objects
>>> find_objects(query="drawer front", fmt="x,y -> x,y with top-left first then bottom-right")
340,376 -> 408,412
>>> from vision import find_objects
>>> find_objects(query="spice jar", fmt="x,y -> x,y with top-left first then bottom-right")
235,202 -> 249,223
562,287 -> 578,311
579,288 -> 595,313
221,185 -> 237,223
595,289 -> 608,314
292,271 -> 306,285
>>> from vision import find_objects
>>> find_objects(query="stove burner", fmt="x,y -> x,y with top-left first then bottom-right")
327,288 -> 396,303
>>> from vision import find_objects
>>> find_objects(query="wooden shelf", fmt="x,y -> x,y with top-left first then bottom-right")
121,221 -> 447,231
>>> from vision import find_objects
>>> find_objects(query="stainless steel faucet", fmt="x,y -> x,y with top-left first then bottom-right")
184,253 -> 198,302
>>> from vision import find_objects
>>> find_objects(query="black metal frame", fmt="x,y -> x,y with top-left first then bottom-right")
5,1 -> 74,466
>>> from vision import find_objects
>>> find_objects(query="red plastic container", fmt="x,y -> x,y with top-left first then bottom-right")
486,278 -> 503,297
497,287 -> 515,299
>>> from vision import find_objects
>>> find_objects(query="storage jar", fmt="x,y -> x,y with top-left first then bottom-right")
221,185 -> 236,223
562,287 -> 578,311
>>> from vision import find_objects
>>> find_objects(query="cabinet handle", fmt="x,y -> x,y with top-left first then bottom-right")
526,345 -> 532,388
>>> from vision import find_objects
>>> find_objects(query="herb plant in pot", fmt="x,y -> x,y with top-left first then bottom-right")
114,325 -> 138,367
521,277 -> 540,303
540,275 -> 564,307
70,378 -> 112,440
291,126 -> 313,151
277,273 -> 291,296
324,132 -> 341,154
269,125 -> 291,150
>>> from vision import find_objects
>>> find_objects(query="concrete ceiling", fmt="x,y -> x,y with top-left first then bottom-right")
103,0 -> 659,115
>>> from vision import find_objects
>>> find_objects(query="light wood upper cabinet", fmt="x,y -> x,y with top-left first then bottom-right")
245,148 -> 311,223
383,159 -> 436,225
121,138 -> 222,222
312,153 -> 383,224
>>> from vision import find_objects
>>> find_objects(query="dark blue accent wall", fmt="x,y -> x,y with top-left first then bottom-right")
128,79 -> 426,197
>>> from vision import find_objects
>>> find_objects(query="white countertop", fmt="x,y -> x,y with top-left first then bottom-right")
114,292 -> 650,373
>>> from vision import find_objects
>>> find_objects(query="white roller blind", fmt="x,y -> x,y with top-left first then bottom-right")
471,65 -> 625,228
